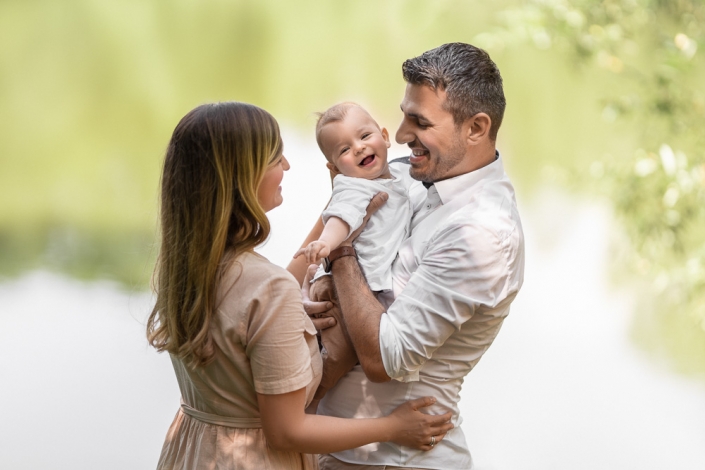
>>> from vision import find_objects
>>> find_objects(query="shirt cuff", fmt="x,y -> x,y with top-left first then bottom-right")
379,314 -> 420,382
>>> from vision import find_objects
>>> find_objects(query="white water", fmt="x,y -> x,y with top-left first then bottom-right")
1,134 -> 703,469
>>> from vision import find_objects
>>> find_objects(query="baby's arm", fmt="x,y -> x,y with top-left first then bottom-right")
294,216 -> 350,265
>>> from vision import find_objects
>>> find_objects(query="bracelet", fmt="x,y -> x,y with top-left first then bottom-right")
323,246 -> 357,273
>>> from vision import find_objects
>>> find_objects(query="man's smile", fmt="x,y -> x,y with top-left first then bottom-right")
409,145 -> 429,164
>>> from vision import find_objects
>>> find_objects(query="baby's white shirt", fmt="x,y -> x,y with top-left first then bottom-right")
316,163 -> 415,292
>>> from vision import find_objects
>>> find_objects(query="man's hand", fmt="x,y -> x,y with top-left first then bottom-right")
294,240 -> 331,266
301,264 -> 336,331
340,192 -> 389,247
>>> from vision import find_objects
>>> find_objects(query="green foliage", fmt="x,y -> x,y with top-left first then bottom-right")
0,0 -> 503,287
0,225 -> 156,288
482,0 -> 705,373
1,0 -> 702,373
0,0 -> 582,287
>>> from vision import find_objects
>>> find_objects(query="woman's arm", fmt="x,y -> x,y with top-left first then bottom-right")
287,164 -> 339,284
257,388 -> 452,454
286,213 -> 337,332
287,214 -> 325,285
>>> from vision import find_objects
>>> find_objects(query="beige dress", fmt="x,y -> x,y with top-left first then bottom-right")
157,251 -> 323,470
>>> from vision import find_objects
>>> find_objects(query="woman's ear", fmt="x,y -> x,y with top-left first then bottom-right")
381,127 -> 391,148
466,113 -> 492,144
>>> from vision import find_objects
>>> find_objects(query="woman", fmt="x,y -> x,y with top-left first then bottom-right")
147,102 -> 452,469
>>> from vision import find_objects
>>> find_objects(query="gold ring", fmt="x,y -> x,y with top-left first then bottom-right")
429,435 -> 436,447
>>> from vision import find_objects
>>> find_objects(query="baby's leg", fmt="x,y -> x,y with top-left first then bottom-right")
309,275 -> 359,403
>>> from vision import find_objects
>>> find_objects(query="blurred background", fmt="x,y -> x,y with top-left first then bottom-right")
1,0 -> 704,468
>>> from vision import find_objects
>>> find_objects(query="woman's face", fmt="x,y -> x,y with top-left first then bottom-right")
257,154 -> 290,212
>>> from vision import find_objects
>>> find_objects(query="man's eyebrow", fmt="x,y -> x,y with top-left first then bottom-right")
400,105 -> 427,121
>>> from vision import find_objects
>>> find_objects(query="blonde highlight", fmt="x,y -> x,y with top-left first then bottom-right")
147,102 -> 282,367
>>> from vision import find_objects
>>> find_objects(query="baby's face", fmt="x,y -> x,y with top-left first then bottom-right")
320,107 -> 391,180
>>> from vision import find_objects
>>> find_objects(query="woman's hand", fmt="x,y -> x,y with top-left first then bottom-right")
302,264 -> 336,330
386,397 -> 454,451
259,390 -> 453,455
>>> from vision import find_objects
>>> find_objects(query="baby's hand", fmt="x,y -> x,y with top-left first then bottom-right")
294,241 -> 331,265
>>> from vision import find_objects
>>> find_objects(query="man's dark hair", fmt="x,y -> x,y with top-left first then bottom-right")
402,42 -> 506,140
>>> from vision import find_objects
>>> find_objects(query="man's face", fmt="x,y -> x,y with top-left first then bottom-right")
395,84 -> 468,183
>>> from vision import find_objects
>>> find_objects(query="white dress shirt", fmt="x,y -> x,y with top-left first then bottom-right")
316,164 -> 414,292
318,153 -> 525,469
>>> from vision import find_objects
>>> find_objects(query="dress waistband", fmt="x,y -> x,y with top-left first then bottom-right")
180,401 -> 262,428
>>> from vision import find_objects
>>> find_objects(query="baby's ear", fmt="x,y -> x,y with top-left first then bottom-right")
326,161 -> 341,176
381,127 -> 391,148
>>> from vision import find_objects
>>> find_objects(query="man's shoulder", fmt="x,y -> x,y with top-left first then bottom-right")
435,181 -> 522,246
422,186 -> 524,283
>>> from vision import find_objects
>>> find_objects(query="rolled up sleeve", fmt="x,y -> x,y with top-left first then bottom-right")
379,219 -> 517,380
322,176 -> 377,236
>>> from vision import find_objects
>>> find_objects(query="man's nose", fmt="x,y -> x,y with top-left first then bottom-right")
395,119 -> 411,145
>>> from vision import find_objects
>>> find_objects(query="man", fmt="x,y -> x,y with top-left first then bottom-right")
315,42 -> 525,470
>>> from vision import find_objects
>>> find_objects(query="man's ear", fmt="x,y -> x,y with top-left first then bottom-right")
466,113 -> 492,144
381,127 -> 391,148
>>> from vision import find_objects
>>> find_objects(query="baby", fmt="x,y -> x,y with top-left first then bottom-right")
295,102 -> 414,404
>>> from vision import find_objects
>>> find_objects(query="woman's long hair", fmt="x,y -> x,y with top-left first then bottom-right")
147,102 -> 283,367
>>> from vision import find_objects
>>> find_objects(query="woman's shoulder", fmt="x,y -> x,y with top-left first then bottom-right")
215,251 -> 303,326
220,251 -> 299,295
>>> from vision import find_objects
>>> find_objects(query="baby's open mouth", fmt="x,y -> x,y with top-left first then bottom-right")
360,155 -> 375,166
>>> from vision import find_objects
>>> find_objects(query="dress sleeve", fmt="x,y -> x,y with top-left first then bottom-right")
379,219 -> 519,380
244,272 -> 315,395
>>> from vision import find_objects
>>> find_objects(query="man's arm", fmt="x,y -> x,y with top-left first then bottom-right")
329,191 -> 391,383
331,254 -> 390,382
335,219 -> 518,384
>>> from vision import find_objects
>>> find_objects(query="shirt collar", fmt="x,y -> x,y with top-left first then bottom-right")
433,150 -> 503,204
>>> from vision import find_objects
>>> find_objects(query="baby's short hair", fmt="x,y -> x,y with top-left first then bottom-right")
315,102 -> 365,160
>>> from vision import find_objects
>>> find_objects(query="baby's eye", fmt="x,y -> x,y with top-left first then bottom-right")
362,133 -> 371,139
340,147 -> 350,155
